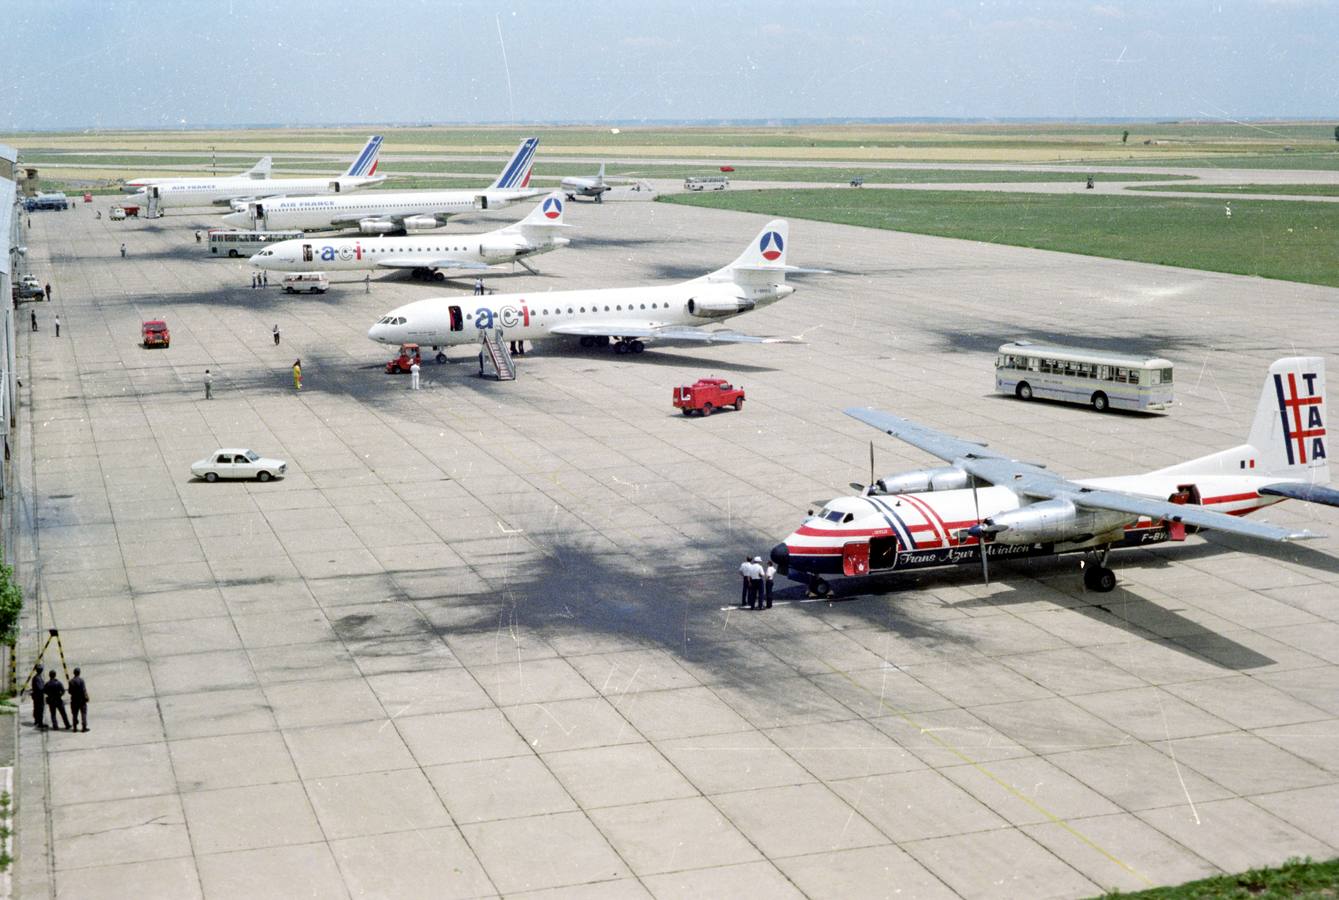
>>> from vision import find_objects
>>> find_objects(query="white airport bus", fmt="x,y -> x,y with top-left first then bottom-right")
995,341 -> 1174,412
207,229 -> 305,258
684,175 -> 728,191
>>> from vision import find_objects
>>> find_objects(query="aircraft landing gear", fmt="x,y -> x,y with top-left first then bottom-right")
807,576 -> 831,599
435,351 -> 447,364
613,339 -> 645,355
1081,546 -> 1117,592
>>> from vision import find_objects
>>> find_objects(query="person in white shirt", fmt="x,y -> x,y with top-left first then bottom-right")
410,361 -> 421,390
749,557 -> 765,609
763,562 -> 777,609
738,557 -> 753,608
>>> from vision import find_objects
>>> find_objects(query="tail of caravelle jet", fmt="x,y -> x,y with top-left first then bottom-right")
1155,357 -> 1339,506
344,135 -> 384,178
243,156 -> 272,179
488,138 -> 540,190
501,193 -> 570,233
490,193 -> 571,258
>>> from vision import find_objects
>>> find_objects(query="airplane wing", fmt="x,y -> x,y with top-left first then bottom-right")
845,407 -> 1319,542
1260,482 -> 1339,508
376,258 -> 492,271
550,322 -> 794,344
327,212 -> 452,230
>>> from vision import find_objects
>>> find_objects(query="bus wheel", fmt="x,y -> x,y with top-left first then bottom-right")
228,250 -> 239,258
1016,382 -> 1033,401
1091,392 -> 1109,412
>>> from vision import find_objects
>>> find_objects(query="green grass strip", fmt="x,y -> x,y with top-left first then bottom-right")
1097,856 -> 1339,899
1127,183 -> 1339,197
662,187 -> 1339,288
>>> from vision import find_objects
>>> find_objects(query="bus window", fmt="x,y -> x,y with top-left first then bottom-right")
1130,370 -> 1141,385
1161,367 -> 1173,383
1098,365 -> 1110,380
449,306 -> 463,331
1027,357 -> 1039,371
1114,368 -> 1127,383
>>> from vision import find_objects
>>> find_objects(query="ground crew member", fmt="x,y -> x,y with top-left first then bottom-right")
195,230 -> 202,243
272,324 -> 280,346
44,669 -> 71,730
54,315 -> 60,337
120,243 -> 126,258
764,560 -> 776,608
750,556 -> 765,609
474,278 -> 484,296
364,273 -> 371,293
262,270 -> 268,286
43,282 -> 51,301
30,311 -> 37,333
30,667 -> 45,729
738,556 -> 753,607
251,273 -> 257,289
204,369 -> 213,400
69,667 -> 89,732
410,361 -> 420,390
292,359 -> 302,391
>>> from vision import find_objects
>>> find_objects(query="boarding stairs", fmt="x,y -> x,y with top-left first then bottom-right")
480,331 -> 516,381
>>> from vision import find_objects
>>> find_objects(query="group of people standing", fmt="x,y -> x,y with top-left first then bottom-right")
30,666 -> 88,732
738,555 -> 776,610
250,271 -> 268,289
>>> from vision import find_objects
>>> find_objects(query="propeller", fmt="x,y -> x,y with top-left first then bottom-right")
848,441 -> 878,495
968,475 -> 990,585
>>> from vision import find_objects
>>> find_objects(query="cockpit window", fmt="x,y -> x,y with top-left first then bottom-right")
825,511 -> 844,523
395,317 -> 407,325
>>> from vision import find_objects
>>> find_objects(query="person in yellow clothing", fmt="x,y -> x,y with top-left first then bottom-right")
292,359 -> 302,391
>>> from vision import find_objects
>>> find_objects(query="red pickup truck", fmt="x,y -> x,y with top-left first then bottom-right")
673,378 -> 745,416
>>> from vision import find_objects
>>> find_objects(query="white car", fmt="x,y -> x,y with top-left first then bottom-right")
191,448 -> 287,483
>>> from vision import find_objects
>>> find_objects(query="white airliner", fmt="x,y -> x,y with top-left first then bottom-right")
124,155 -> 272,192
369,219 -> 808,360
773,357 -> 1339,597
221,138 -> 543,234
561,163 -> 633,202
122,136 -> 384,209
249,193 -> 571,279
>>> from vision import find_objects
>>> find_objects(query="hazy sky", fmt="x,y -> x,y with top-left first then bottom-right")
6,0 -> 1337,129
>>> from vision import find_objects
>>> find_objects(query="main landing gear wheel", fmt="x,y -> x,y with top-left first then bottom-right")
630,340 -> 645,354
614,341 -> 630,355
1083,565 -> 1117,592
808,577 -> 831,598
435,352 -> 447,364
1016,382 -> 1033,401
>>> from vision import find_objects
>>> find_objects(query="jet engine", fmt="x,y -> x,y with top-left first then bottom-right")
358,220 -> 397,235
977,498 -> 1132,545
875,466 -> 970,495
402,215 -> 438,232
686,291 -> 754,319
479,237 -> 527,259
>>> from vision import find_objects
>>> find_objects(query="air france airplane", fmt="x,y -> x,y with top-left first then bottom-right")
249,193 -> 571,279
221,138 -> 543,234
124,155 -> 272,192
773,357 -> 1339,598
368,219 -> 809,360
123,136 -> 384,209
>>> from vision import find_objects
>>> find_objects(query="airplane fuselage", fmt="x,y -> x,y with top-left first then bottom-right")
775,474 -> 1286,582
367,277 -> 792,348
251,232 -> 566,272
126,175 -> 382,209
222,190 -> 538,232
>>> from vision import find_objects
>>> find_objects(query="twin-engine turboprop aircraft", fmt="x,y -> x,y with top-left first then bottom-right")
368,219 -> 816,359
773,357 -> 1339,597
249,192 -> 571,280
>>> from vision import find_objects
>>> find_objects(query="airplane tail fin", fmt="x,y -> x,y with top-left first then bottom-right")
1155,357 -> 1329,482
706,220 -> 793,284
345,135 -> 384,177
1247,357 -> 1328,480
244,156 -> 272,179
506,192 -> 568,230
597,162 -> 605,182
489,138 -> 539,190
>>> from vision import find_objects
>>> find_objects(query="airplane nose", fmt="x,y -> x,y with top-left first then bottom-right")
770,542 -> 790,571
367,324 -> 386,343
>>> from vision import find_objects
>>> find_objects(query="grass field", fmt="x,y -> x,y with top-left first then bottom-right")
1098,856 -> 1339,899
663,188 -> 1339,288
1127,183 -> 1339,197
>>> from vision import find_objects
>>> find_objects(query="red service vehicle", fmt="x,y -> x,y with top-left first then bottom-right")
673,378 -> 745,416
141,320 -> 170,349
719,165 -> 736,172
122,205 -> 140,218
83,193 -> 93,203
386,342 -> 422,374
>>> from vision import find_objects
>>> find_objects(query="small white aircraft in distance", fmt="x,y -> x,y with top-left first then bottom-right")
124,156 -> 272,192
249,192 -> 571,280
772,357 -> 1339,598
122,136 -> 384,209
221,137 -> 543,234
560,163 -> 634,203
369,219 -> 816,360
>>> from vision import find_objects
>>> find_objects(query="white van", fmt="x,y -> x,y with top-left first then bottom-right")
281,272 -> 329,294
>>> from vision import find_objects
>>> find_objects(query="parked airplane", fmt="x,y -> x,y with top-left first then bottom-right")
221,137 -> 542,234
368,219 -> 811,360
561,163 -> 633,202
249,193 -> 571,279
122,136 -> 384,209
772,357 -> 1338,597
123,155 -> 272,192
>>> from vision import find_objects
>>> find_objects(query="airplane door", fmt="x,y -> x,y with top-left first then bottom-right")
842,542 -> 870,577
302,244 -> 313,263
449,306 -> 463,331
1165,483 -> 1202,541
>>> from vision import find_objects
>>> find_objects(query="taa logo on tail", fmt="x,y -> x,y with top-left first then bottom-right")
1276,371 -> 1326,465
542,197 -> 562,219
759,231 -> 783,261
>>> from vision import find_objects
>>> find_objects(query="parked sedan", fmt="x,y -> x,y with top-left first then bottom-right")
190,448 -> 286,483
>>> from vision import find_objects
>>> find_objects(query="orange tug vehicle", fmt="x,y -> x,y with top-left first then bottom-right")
141,320 -> 170,349
385,343 -> 422,374
673,378 -> 745,416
